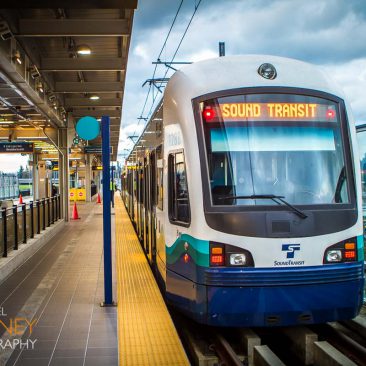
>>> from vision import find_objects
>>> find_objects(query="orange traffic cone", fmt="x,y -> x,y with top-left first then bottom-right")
97,193 -> 101,204
18,194 -> 23,204
71,201 -> 80,220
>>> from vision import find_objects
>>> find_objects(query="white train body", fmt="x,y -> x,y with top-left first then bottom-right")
123,55 -> 364,326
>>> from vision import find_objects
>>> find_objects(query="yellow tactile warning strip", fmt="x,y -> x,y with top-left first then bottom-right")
115,194 -> 190,366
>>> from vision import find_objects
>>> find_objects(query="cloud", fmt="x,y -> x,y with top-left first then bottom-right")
0,154 -> 29,174
324,57 -> 366,122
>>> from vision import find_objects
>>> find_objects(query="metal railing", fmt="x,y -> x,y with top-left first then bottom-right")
0,194 -> 62,258
0,173 -> 19,200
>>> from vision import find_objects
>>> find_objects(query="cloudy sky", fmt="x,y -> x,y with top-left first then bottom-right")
118,0 -> 366,161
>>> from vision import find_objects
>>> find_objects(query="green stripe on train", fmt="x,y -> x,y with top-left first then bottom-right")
357,235 -> 364,261
166,234 -> 209,267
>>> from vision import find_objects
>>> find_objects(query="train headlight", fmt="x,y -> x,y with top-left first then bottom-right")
230,253 -> 246,266
325,250 -> 342,263
209,242 -> 255,267
258,63 -> 277,80
323,237 -> 357,264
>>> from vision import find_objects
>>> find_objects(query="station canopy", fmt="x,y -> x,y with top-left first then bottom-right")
0,1 -> 137,160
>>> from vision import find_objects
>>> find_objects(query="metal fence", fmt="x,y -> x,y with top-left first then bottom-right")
0,173 -> 19,200
0,194 -> 62,258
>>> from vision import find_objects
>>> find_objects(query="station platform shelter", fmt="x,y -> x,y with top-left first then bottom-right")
0,2 -> 189,366
0,2 -> 134,219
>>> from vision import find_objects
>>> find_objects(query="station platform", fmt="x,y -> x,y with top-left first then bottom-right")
0,201 -> 118,366
0,196 -> 189,366
115,195 -> 189,366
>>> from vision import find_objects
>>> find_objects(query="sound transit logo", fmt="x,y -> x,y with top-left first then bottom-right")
0,307 -> 37,351
282,244 -> 301,259
274,244 -> 305,266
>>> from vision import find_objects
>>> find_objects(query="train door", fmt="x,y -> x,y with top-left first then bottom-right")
129,170 -> 134,221
138,166 -> 144,241
155,145 -> 166,281
136,166 -> 141,236
143,157 -> 149,253
356,125 -> 366,256
148,151 -> 157,265
133,168 -> 138,228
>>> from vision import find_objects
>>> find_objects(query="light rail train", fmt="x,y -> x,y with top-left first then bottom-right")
122,55 -> 364,327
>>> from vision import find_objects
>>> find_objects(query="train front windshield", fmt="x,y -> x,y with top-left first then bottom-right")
200,93 -> 349,206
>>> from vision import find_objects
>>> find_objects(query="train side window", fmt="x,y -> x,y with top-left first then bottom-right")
168,151 -> 191,226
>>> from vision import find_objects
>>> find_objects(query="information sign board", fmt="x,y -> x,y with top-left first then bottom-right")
84,146 -> 113,154
0,142 -> 34,153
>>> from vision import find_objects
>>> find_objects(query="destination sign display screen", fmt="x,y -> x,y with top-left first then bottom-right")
201,94 -> 339,123
0,142 -> 34,153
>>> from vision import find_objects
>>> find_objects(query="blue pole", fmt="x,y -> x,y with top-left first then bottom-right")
101,115 -> 113,306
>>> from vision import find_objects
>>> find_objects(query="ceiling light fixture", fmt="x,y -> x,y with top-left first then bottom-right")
89,95 -> 100,100
13,50 -> 22,65
36,81 -> 44,93
76,44 -> 91,55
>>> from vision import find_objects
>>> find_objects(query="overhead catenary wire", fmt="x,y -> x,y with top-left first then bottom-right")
146,0 -> 202,119
130,0 -> 184,140
129,0 -> 203,147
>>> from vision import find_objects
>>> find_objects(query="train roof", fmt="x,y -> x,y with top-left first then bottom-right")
166,54 -> 345,100
127,55 -> 348,162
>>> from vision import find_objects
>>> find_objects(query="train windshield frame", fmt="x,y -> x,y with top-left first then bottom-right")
193,87 -> 356,213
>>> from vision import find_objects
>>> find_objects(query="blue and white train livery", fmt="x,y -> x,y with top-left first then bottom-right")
122,55 -> 364,327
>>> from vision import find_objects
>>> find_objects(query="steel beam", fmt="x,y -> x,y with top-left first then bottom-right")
40,58 -> 126,72
55,82 -> 123,93
72,110 -> 120,117
3,0 -> 137,8
65,98 -> 122,107
0,127 -> 57,140
18,19 -> 129,37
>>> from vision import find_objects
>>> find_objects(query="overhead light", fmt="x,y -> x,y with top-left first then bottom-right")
76,44 -> 91,55
13,50 -> 22,65
0,121 -> 14,124
89,94 -> 100,100
36,81 -> 44,93
19,136 -> 48,140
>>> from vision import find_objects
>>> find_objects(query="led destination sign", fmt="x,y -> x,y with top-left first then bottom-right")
221,103 -> 319,119
204,103 -> 337,122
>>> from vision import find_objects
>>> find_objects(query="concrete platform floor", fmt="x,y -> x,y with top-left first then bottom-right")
0,201 -> 117,366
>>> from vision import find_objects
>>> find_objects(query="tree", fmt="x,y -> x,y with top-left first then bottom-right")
17,165 -> 24,178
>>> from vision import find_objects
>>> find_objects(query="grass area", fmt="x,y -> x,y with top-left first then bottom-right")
19,184 -> 32,190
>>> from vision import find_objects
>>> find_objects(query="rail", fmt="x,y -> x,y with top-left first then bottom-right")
0,194 -> 62,258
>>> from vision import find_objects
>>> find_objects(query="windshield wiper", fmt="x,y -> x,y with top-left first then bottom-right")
334,166 -> 346,203
218,194 -> 308,219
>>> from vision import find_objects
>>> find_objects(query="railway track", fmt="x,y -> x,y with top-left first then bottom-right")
173,312 -> 366,366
